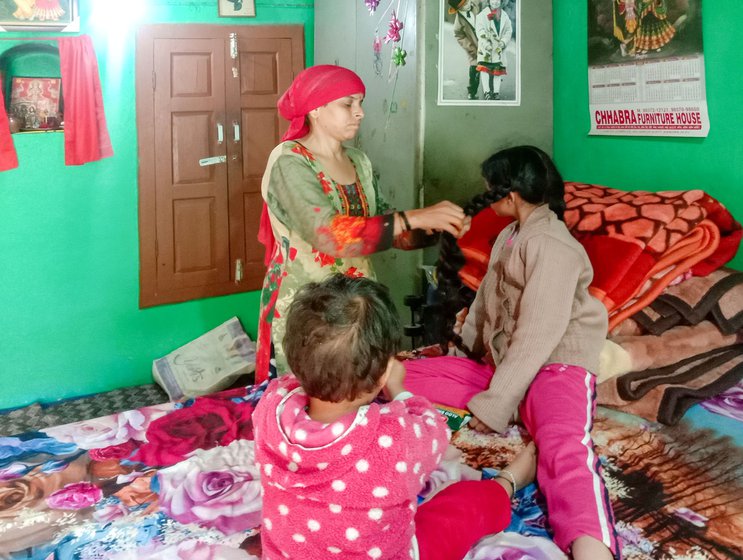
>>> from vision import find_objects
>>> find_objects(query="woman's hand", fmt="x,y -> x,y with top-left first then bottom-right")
407,201 -> 467,238
467,414 -> 495,434
460,215 -> 472,237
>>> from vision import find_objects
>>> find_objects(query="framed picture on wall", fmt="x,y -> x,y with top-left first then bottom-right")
0,0 -> 79,32
9,76 -> 62,131
586,0 -> 709,137
438,0 -> 521,106
218,0 -> 256,18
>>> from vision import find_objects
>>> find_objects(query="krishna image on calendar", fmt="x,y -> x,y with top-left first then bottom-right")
588,0 -> 702,65
587,0 -> 709,138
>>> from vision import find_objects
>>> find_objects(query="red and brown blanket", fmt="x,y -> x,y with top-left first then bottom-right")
456,182 -> 742,331
564,182 -> 742,331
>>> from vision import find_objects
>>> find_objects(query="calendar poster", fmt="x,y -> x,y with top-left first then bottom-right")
587,0 -> 709,137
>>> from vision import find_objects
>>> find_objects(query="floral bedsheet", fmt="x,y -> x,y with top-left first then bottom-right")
2,381 -> 742,560
1,384 -> 267,559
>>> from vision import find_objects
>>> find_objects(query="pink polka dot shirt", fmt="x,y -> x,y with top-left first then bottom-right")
253,375 -> 451,559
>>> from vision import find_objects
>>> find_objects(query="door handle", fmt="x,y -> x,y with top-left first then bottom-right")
235,258 -> 243,283
217,123 -> 224,144
199,155 -> 227,166
233,121 -> 241,142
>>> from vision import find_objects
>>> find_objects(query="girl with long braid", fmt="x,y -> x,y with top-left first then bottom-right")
404,146 -> 621,560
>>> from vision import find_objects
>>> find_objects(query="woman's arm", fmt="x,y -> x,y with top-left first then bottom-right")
267,149 -> 466,258
374,171 -> 471,243
374,175 -> 467,249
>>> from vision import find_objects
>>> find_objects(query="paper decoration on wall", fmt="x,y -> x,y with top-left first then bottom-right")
364,0 -> 409,78
361,0 -> 412,133
373,35 -> 384,76
587,0 -> 709,137
384,10 -> 403,43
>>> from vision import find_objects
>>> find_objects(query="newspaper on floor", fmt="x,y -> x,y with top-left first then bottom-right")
153,317 -> 256,400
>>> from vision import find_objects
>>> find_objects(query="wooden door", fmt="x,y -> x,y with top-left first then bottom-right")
227,28 -> 303,290
153,37 -> 230,298
136,25 -> 304,307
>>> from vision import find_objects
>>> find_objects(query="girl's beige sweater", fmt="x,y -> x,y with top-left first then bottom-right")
460,204 -> 608,432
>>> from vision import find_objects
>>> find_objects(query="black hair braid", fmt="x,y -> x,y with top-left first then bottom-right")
533,148 -> 566,221
434,188 -> 502,354
547,195 -> 566,221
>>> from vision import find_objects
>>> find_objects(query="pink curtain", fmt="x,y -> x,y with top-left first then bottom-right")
0,85 -> 19,171
58,35 -> 113,165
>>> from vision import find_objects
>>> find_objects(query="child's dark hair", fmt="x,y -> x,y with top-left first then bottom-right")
283,273 -> 402,402
480,145 -> 565,218
435,146 -> 565,352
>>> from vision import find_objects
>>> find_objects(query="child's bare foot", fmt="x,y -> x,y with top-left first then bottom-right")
495,441 -> 537,497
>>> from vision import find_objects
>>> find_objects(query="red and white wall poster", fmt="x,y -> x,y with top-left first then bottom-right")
587,0 -> 709,137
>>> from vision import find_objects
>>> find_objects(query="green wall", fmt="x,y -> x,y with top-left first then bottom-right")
0,0 -> 313,410
554,1 -> 743,270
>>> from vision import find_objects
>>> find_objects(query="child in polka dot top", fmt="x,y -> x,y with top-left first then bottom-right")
253,274 -> 536,560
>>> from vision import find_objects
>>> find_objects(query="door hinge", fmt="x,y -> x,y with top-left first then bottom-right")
229,32 -> 238,59
235,259 -> 243,283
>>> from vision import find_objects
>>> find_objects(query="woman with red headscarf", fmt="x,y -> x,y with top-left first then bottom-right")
256,65 -> 468,382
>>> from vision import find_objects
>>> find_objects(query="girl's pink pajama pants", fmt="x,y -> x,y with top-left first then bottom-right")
404,356 -> 622,559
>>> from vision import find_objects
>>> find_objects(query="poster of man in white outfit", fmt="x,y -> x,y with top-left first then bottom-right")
438,0 -> 520,106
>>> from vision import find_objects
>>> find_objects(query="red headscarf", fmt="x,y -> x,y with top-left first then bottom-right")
258,65 -> 366,265
278,65 -> 366,141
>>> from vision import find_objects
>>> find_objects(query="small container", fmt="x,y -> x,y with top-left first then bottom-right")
8,114 -> 21,134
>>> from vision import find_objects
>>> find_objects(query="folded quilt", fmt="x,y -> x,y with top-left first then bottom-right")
632,267 -> 743,336
597,343 -> 743,425
564,182 -> 742,331
609,320 -> 740,373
